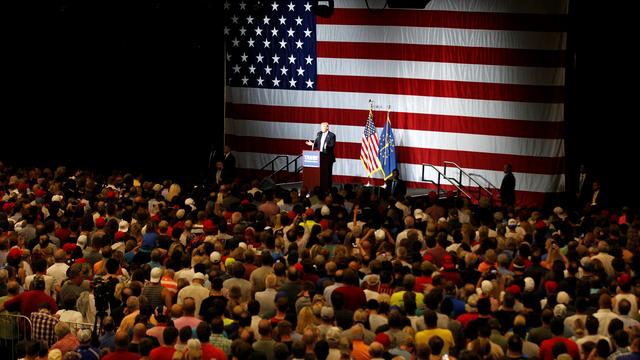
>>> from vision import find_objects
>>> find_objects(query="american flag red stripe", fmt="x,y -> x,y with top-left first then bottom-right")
317,75 -> 565,103
360,110 -> 382,175
224,0 -> 568,206
317,42 -> 566,67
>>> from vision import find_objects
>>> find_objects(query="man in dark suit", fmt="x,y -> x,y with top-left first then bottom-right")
305,121 -> 336,189
222,145 -> 236,179
576,164 -> 591,204
500,163 -> 516,208
214,160 -> 233,185
589,180 -> 605,213
385,168 -> 406,199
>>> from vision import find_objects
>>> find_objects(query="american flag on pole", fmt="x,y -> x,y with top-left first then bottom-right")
224,0 -> 568,206
360,109 -> 382,176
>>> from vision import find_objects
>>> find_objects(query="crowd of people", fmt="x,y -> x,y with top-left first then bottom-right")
0,160 -> 638,360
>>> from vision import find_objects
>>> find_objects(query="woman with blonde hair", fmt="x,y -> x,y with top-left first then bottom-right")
166,183 -> 181,202
296,306 -> 319,335
184,338 -> 202,360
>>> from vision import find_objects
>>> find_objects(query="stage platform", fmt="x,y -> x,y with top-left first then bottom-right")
274,181 -> 436,199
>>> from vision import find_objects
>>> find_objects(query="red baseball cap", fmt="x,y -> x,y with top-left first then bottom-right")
8,247 -> 22,260
506,284 -> 521,296
374,332 -> 390,348
95,217 -> 106,228
63,243 -> 77,253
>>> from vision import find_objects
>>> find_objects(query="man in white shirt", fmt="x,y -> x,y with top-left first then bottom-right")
47,249 -> 70,296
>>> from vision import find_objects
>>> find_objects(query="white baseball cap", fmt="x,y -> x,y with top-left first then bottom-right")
150,267 -> 163,283
210,251 -> 221,264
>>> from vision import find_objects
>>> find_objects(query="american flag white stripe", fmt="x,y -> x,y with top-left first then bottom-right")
227,87 -> 564,122
317,24 -> 567,50
317,58 -> 566,86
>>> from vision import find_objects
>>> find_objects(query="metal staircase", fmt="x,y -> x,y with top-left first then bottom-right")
260,155 -> 303,184
421,163 -> 472,200
421,161 -> 495,204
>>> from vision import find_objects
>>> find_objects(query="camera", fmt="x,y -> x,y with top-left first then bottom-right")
92,278 -> 114,313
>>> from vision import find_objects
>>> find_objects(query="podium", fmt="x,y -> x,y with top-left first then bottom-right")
302,150 -> 329,193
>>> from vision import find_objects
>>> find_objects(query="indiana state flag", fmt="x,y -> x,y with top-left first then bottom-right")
378,111 -> 397,180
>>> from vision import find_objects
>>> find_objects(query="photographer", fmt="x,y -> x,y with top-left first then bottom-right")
541,237 -> 568,271
94,258 -> 122,314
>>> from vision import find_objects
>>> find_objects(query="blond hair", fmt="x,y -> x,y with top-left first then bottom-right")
296,306 -> 319,334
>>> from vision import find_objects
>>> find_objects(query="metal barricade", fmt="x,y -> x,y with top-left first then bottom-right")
0,315 -> 100,359
0,313 -> 32,360
61,320 -> 100,335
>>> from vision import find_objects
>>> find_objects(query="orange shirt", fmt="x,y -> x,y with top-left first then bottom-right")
351,340 -> 371,360
477,261 -> 496,274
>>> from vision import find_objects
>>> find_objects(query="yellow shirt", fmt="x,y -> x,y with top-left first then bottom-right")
390,290 -> 424,309
415,328 -> 455,354
118,309 -> 140,333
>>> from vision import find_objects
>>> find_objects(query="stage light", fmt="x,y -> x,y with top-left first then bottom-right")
387,0 -> 431,9
315,0 -> 334,17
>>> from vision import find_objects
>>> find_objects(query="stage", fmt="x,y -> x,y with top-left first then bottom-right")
274,181 -> 436,199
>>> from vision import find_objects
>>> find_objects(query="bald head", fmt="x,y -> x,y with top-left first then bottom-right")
404,216 -> 415,227
350,324 -> 364,340
369,342 -> 384,357
171,304 -> 183,318
133,323 -> 147,340
183,297 -> 196,315
599,293 -> 612,310
7,281 -> 20,295
115,331 -> 130,349
463,283 -> 476,297
54,249 -> 67,262
258,319 -> 272,337
126,296 -> 139,311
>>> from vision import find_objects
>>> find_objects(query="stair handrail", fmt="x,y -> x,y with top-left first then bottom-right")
271,155 -> 303,179
442,175 -> 473,200
421,164 -> 472,200
259,155 -> 289,174
442,161 -> 493,201
421,164 -> 443,196
290,155 -> 304,174
468,173 -> 497,190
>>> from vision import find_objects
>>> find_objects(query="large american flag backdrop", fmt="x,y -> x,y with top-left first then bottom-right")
224,0 -> 568,206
